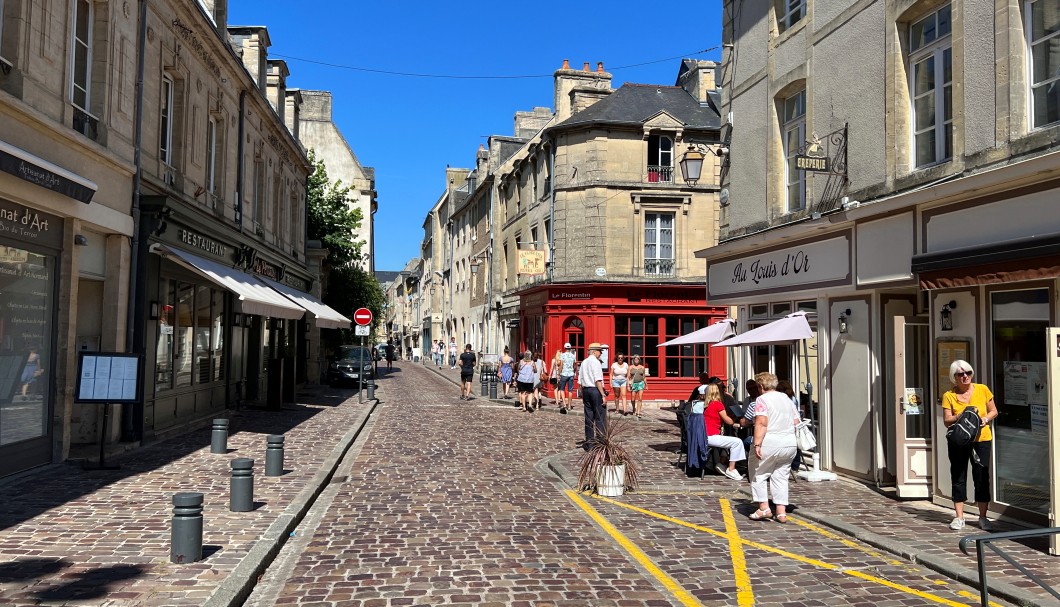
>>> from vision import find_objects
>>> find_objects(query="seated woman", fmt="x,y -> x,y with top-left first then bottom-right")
703,383 -> 747,480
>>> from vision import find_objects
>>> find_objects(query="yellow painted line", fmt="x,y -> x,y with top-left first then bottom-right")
593,495 -> 973,607
564,490 -> 703,607
791,515 -> 908,567
719,499 -> 755,606
957,589 -> 1004,607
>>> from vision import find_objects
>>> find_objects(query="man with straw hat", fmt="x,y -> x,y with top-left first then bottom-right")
578,342 -> 608,449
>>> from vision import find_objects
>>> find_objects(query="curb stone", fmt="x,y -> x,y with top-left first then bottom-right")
203,397 -> 380,607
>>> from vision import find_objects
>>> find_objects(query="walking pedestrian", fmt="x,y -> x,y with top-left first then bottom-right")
556,343 -> 578,413
448,337 -> 458,369
610,353 -> 629,414
942,360 -> 998,531
628,355 -> 648,418
499,347 -> 514,399
433,340 -> 443,368
579,343 -> 608,448
384,340 -> 395,372
458,344 -> 476,400
532,351 -> 548,409
516,351 -> 536,412
748,372 -> 799,523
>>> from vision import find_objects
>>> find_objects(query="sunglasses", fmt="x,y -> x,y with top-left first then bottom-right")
955,371 -> 973,378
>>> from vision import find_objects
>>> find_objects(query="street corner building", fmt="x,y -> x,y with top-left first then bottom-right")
0,0 -> 351,479
700,0 -> 1060,532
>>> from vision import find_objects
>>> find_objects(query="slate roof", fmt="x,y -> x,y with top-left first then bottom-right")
375,271 -> 401,284
550,84 -> 722,132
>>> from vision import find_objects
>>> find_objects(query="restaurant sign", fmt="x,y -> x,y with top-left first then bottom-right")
707,235 -> 851,300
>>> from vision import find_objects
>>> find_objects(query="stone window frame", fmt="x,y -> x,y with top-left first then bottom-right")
908,4 -> 953,168
69,0 -> 93,113
159,75 -> 175,166
781,89 -> 807,212
1025,0 -> 1060,129
647,133 -> 675,183
206,115 -> 220,195
776,0 -> 807,35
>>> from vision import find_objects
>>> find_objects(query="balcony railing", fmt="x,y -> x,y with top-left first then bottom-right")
644,258 -> 676,277
647,165 -> 673,183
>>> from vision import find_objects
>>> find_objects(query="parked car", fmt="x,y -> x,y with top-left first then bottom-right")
327,345 -> 376,387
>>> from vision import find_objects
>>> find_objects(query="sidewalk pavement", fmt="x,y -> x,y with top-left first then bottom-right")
0,385 -> 379,606
422,360 -> 1060,607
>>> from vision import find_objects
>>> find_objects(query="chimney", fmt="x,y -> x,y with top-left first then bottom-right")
228,26 -> 271,93
554,59 -> 612,121
266,59 -> 289,123
197,0 -> 228,30
513,107 -> 553,138
284,88 -> 302,139
299,90 -> 332,122
676,59 -> 718,103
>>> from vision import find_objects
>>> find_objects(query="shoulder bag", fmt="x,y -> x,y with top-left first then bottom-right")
795,420 -> 817,451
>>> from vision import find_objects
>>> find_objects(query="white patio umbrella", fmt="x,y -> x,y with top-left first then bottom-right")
657,318 -> 736,347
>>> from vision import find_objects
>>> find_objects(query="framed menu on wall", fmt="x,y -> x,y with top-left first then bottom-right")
936,338 -> 971,402
75,352 -> 142,404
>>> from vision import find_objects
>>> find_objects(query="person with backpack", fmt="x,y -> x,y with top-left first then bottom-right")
941,359 -> 998,532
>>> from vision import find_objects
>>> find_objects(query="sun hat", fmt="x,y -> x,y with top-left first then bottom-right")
587,342 -> 603,351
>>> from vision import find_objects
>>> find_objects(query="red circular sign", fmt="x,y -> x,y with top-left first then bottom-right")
353,307 -> 373,326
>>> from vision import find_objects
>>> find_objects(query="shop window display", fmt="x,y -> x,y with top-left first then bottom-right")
155,279 -> 225,392
0,246 -> 53,446
990,288 -> 1049,514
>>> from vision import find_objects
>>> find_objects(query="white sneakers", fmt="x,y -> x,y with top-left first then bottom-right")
717,466 -> 744,481
949,517 -> 966,530
950,516 -> 994,531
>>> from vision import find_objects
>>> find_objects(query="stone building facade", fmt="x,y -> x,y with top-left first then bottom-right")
698,0 -> 1060,527
0,0 -> 346,479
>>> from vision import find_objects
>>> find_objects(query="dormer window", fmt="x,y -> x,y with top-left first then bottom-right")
647,134 -> 674,183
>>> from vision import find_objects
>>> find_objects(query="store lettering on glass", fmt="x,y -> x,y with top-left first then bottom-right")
0,207 -> 51,240
731,250 -> 810,285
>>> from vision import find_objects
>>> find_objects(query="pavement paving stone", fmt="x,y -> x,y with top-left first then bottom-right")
0,388 -> 370,606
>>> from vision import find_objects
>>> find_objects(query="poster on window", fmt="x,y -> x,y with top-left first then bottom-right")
1002,361 -> 1041,407
903,388 -> 924,415
1027,362 -> 1048,406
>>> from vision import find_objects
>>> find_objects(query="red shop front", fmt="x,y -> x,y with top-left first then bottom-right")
517,284 -> 728,401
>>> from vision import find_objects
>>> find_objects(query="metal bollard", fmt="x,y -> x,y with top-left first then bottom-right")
366,379 -> 376,400
170,492 -> 204,564
480,375 -> 489,396
210,418 -> 229,454
489,375 -> 498,399
230,458 -> 255,512
265,435 -> 284,477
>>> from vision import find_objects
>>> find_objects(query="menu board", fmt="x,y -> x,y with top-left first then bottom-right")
75,353 -> 141,403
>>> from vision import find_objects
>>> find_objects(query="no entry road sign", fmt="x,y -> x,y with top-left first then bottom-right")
354,307 -> 373,326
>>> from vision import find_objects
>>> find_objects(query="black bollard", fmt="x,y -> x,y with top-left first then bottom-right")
366,379 -> 376,400
480,374 -> 489,397
489,373 -> 498,399
230,458 -> 254,512
210,418 -> 229,454
170,492 -> 204,564
265,435 -> 284,477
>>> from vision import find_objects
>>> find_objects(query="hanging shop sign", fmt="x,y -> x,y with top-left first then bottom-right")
517,250 -> 546,275
795,155 -> 830,172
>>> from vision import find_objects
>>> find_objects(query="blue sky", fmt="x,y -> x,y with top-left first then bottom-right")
229,1 -> 723,271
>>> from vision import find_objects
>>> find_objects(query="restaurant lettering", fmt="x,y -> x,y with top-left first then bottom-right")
732,250 -> 810,285
179,229 -> 227,258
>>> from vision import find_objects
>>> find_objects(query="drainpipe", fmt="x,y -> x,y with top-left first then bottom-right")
485,184 -> 494,353
236,90 -> 246,232
122,0 -> 149,442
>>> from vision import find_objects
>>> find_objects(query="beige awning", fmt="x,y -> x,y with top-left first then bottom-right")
150,244 -> 305,319
261,277 -> 351,329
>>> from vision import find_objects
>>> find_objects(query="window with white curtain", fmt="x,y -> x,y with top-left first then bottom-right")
206,117 -> 218,194
160,76 -> 174,165
1027,0 -> 1060,128
644,212 -> 675,276
776,0 -> 806,34
909,4 -> 953,167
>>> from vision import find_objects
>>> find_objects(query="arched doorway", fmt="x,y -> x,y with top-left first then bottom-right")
563,317 -> 585,362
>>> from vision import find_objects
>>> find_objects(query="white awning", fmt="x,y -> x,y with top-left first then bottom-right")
150,244 -> 305,319
261,277 -> 351,329
657,318 -> 736,347
712,311 -> 815,347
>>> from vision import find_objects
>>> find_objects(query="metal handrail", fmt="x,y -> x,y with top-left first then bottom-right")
959,526 -> 1060,606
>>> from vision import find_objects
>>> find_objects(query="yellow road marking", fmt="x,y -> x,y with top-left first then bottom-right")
592,495 -> 974,607
565,490 -> 703,607
719,498 -> 755,606
957,589 -> 1004,607
790,516 -> 908,567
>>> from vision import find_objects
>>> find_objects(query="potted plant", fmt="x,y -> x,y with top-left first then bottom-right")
577,418 -> 640,496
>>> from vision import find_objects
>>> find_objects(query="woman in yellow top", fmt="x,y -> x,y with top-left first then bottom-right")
941,359 -> 998,532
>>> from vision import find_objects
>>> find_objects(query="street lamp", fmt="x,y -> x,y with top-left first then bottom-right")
679,144 -> 705,186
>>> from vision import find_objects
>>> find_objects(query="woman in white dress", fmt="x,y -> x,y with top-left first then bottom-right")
610,353 -> 629,415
